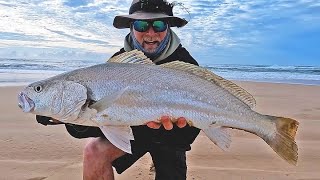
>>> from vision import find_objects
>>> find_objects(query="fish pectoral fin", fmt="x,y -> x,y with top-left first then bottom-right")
89,87 -> 129,113
203,126 -> 231,151
100,126 -> 134,154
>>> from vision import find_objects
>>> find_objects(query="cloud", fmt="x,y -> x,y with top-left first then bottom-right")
0,0 -> 125,53
0,0 -> 319,65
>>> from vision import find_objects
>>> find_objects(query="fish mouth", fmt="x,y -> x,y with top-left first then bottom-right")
18,92 -> 35,113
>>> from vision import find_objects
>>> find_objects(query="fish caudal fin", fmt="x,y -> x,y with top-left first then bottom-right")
203,126 -> 231,151
265,116 -> 299,165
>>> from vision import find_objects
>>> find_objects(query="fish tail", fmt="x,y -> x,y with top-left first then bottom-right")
264,116 -> 299,165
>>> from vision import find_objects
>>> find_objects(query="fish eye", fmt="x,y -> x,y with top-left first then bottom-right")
34,85 -> 43,93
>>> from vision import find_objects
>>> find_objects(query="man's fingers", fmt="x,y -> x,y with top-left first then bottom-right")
147,116 -> 187,130
176,117 -> 187,128
146,121 -> 161,129
161,116 -> 173,130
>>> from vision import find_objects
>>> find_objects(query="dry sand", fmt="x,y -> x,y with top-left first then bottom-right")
1,81 -> 319,180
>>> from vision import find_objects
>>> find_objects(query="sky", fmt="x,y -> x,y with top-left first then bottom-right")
0,0 -> 319,66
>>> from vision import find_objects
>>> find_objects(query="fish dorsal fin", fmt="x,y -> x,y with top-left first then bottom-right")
160,61 -> 256,109
107,50 -> 154,65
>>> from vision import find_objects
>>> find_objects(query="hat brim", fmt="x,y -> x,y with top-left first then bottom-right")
113,12 -> 188,29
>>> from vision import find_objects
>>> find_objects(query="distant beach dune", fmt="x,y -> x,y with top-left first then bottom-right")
1,81 -> 319,180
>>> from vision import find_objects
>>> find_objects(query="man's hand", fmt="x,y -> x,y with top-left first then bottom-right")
146,116 -> 188,130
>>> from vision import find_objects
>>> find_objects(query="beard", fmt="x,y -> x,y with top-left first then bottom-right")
141,36 -> 161,53
142,41 -> 161,53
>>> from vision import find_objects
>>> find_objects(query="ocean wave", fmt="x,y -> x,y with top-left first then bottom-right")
0,58 -> 99,72
205,64 -> 320,75
1,58 -> 320,86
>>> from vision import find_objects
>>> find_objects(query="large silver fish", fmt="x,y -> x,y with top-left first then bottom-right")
18,50 -> 299,165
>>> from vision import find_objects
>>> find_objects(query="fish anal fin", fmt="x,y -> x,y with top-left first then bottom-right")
107,50 -> 154,65
203,126 -> 231,151
160,61 -> 256,109
100,126 -> 134,154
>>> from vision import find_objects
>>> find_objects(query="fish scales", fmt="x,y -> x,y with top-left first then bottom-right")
71,63 -> 249,127
18,50 -> 299,165
66,63 -> 272,137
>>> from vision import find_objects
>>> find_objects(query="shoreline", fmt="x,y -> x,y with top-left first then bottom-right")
1,81 -> 320,180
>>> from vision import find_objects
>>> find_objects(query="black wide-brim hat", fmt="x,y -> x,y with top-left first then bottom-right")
113,0 -> 188,29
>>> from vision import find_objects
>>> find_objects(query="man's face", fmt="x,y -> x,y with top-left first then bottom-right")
132,20 -> 168,53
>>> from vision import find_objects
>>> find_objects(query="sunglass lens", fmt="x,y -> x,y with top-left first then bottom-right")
133,21 -> 149,32
153,21 -> 167,32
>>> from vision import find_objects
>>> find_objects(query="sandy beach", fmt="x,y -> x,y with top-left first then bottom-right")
1,81 -> 319,180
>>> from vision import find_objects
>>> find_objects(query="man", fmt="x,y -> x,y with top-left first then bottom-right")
36,0 -> 200,179
85,0 -> 202,179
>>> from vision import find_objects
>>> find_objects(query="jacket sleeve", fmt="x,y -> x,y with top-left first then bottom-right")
176,46 -> 199,66
65,124 -> 103,138
111,48 -> 126,58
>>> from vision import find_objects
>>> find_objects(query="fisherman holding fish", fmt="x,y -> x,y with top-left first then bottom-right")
35,0 -> 201,179
20,0 -> 299,179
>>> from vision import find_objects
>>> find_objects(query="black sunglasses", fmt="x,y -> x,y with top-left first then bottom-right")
132,20 -> 168,33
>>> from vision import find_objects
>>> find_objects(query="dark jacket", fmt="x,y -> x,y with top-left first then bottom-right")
39,44 -> 201,151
